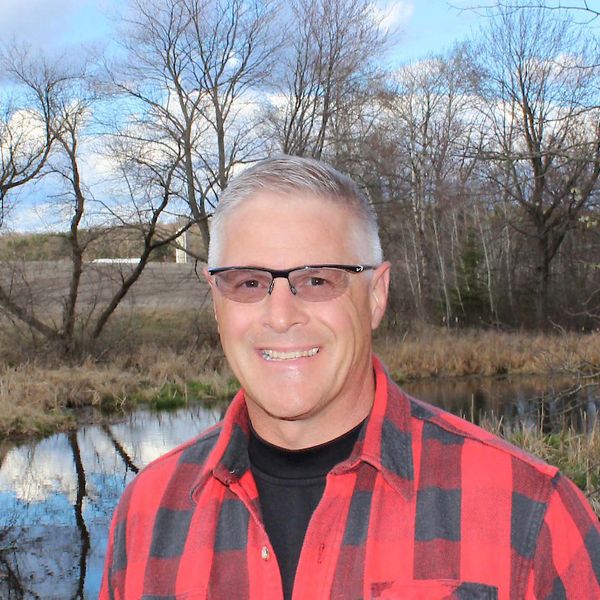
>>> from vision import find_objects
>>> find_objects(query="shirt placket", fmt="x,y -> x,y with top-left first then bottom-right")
227,474 -> 285,599
291,471 -> 354,600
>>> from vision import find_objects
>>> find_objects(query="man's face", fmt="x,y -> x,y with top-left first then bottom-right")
206,192 -> 389,448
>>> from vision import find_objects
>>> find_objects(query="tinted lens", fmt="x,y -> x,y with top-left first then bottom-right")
214,269 -> 272,302
289,268 -> 349,301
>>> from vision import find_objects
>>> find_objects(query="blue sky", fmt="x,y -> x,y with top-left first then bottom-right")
386,1 -> 483,63
1,0 -> 483,63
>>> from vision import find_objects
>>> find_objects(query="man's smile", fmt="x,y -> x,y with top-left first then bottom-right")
260,347 -> 320,361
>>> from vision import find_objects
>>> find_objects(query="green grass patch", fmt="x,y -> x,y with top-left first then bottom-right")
149,383 -> 187,410
0,410 -> 77,440
129,377 -> 239,412
186,377 -> 239,403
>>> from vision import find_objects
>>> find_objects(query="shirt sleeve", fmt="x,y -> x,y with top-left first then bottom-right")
528,473 -> 599,598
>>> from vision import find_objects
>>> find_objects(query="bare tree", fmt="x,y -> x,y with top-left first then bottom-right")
67,431 -> 90,600
0,50 -> 193,355
0,49 -> 58,226
269,0 -> 386,160
89,141 -> 194,342
472,3 -> 600,327
47,68 -> 98,352
462,1 -> 600,22
366,48 -> 485,323
110,0 -> 278,256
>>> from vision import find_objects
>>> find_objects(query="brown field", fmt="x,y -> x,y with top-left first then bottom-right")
0,260 -> 211,319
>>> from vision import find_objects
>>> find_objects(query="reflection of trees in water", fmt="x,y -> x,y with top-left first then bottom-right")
0,425 -> 140,598
68,431 -> 90,600
0,442 -> 11,470
0,527 -> 27,599
506,382 -> 600,434
101,424 -> 139,474
0,440 -> 32,599
405,375 -> 600,433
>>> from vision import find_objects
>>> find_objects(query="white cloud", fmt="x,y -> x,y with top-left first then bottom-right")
5,196 -> 70,233
372,0 -> 415,33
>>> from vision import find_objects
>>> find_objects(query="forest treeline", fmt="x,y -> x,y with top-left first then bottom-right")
1,0 -> 600,355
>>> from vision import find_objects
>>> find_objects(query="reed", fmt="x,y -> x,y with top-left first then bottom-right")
0,353 -> 239,438
375,325 -> 600,381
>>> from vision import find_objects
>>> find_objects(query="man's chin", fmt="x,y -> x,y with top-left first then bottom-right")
245,392 -> 322,423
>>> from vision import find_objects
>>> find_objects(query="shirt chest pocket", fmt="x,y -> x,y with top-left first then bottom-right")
370,579 -> 498,599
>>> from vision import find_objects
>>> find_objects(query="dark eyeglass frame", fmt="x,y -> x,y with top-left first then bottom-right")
207,264 -> 376,302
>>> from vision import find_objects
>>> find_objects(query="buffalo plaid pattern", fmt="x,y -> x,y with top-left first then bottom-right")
100,357 -> 600,599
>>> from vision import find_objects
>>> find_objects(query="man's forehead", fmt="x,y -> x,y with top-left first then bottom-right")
218,193 -> 362,265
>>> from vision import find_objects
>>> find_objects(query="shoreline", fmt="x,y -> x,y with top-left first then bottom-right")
2,326 -> 600,440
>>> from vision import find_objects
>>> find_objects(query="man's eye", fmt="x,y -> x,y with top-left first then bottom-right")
309,277 -> 326,287
240,279 -> 261,288
295,272 -> 336,288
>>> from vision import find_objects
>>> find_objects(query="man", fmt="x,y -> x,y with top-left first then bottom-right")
100,156 -> 599,599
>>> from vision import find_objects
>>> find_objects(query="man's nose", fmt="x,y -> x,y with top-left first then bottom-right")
261,277 -> 307,332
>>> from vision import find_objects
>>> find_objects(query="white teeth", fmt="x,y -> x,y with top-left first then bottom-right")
262,347 -> 319,361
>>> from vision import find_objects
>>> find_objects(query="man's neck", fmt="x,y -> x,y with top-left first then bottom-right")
248,396 -> 374,449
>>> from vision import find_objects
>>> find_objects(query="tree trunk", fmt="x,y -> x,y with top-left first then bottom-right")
535,234 -> 551,329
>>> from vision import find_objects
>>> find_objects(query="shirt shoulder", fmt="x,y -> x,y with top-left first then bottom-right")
407,392 -> 559,481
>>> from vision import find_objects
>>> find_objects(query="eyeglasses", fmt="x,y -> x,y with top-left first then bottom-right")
208,264 -> 376,303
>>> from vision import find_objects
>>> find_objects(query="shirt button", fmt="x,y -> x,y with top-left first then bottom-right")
261,546 -> 270,561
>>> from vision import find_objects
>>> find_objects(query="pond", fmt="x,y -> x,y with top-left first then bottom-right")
0,374 -> 597,599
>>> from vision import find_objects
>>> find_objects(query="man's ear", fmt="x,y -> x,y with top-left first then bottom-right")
369,261 -> 391,330
203,267 -> 219,325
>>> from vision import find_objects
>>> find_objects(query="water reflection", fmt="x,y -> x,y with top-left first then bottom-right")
403,374 -> 599,434
0,376 -> 598,598
0,404 -> 223,599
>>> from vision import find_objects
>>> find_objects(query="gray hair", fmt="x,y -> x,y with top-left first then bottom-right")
207,155 -> 383,266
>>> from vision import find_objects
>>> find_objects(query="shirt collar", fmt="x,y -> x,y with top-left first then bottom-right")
332,355 -> 415,500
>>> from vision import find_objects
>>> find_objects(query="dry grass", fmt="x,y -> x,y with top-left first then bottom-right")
0,361 -> 141,436
2,315 -> 600,439
0,347 -> 236,437
375,325 -> 600,381
0,309 -> 231,437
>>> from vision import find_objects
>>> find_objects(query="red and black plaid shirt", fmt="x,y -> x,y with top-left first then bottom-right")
100,357 -> 600,599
